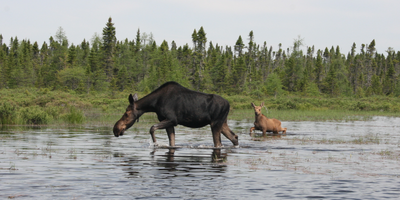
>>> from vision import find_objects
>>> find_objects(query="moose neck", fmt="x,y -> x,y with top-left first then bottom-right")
255,112 -> 267,121
135,91 -> 159,116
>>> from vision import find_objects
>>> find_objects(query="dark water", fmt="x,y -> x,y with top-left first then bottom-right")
1,117 -> 400,199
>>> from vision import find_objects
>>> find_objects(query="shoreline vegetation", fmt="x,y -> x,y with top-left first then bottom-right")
1,87 -> 400,126
1,18 -> 400,126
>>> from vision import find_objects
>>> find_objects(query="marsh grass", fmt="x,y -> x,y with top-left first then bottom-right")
61,107 -> 86,124
0,102 -> 18,125
376,149 -> 399,160
20,106 -> 51,124
228,109 -> 382,122
285,133 -> 382,146
351,134 -> 380,145
1,87 -> 400,125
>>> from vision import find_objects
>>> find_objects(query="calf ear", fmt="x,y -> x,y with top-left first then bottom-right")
261,102 -> 264,107
251,103 -> 255,108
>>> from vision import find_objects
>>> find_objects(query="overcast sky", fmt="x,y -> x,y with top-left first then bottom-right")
1,0 -> 399,55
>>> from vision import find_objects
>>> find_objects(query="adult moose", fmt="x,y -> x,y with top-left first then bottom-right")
113,81 -> 239,147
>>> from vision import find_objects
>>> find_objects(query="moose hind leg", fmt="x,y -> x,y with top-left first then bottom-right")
166,126 -> 176,147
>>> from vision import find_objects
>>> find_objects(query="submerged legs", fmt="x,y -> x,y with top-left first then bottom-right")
151,120 -> 238,147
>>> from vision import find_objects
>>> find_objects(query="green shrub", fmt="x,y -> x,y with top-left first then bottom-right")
44,106 -> 63,120
34,95 -> 55,107
391,105 -> 400,112
297,102 -> 313,111
277,100 -> 297,110
20,106 -> 51,124
250,89 -> 263,99
225,95 -> 253,103
351,101 -> 369,111
266,104 -> 278,109
0,102 -> 18,125
375,102 -> 392,112
62,107 -> 85,124
304,82 -> 320,97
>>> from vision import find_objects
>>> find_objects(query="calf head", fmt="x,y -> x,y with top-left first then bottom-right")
251,102 -> 264,116
113,93 -> 139,137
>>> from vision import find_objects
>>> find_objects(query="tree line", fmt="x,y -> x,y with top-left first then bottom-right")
1,17 -> 400,98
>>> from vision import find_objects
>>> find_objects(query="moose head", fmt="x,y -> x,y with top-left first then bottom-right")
113,93 -> 139,137
251,102 -> 264,116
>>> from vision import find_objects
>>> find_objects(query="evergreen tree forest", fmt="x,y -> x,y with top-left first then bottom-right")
1,17 -> 400,98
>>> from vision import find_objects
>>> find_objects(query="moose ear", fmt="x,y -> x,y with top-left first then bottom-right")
261,102 -> 264,107
128,94 -> 133,104
132,93 -> 138,101
251,103 -> 255,108
129,93 -> 139,104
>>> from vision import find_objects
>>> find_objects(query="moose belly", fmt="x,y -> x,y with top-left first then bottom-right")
179,118 -> 210,128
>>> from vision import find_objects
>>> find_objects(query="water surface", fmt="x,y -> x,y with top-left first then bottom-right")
1,117 -> 400,199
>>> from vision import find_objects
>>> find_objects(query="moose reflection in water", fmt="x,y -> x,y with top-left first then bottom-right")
151,148 -> 227,163
117,148 -> 228,179
113,82 -> 239,147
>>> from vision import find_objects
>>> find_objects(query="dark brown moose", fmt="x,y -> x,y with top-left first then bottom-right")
113,81 -> 239,147
249,102 -> 287,136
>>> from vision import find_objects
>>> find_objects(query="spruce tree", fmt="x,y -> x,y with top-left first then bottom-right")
265,73 -> 283,98
383,59 -> 395,95
234,35 -> 244,57
102,17 -> 116,80
79,39 -> 90,67
135,29 -> 141,53
116,65 -> 128,91
0,35 -> 7,88
370,74 -> 382,95
191,27 -> 207,90
211,52 -> 227,92
323,64 -> 339,97
7,37 -> 19,88
20,40 -> 35,87
66,44 -> 77,67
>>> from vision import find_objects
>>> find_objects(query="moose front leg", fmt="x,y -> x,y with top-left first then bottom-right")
221,122 -> 239,146
249,127 -> 256,136
211,125 -> 223,147
149,120 -> 175,146
262,129 -> 267,137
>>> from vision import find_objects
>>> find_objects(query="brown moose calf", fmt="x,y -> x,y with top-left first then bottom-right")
249,102 -> 287,136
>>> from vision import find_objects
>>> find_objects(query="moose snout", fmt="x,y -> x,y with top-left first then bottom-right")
113,122 -> 125,137
113,127 -> 120,137
113,128 -> 125,137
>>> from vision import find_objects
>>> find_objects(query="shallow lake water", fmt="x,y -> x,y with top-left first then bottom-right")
1,117 -> 400,199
